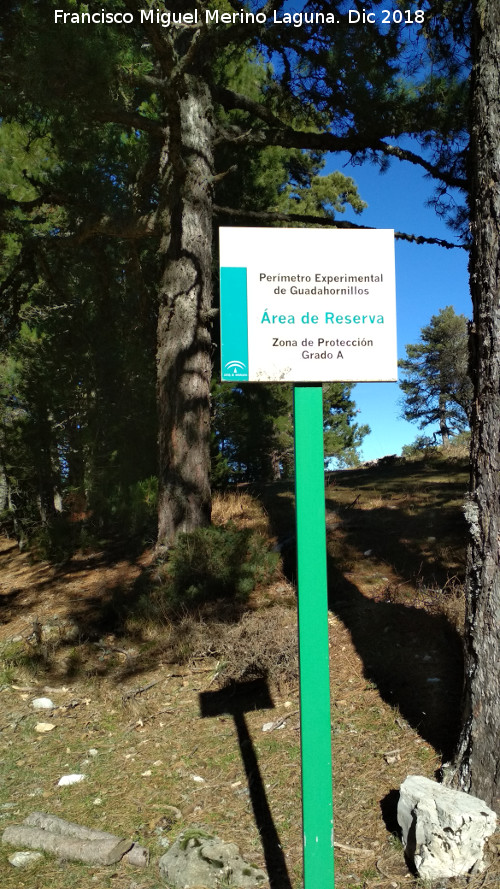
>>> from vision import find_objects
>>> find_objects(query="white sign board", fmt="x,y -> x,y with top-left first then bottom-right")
219,227 -> 397,382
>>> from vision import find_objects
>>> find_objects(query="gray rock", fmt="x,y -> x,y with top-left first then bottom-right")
159,828 -> 266,888
397,775 -> 497,879
8,850 -> 44,868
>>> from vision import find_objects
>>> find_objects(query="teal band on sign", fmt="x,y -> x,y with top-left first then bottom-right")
220,267 -> 249,381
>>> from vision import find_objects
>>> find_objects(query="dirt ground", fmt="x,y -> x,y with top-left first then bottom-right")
1,465 -> 499,888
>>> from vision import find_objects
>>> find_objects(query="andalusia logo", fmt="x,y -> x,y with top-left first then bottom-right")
223,359 -> 248,378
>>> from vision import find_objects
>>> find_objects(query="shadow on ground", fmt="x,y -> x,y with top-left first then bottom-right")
0,535 -> 259,685
258,470 -> 465,760
325,458 -> 467,588
326,557 -> 463,759
200,678 -> 293,889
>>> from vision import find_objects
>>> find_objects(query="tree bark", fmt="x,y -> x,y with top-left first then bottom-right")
449,1 -> 500,813
156,73 -> 214,549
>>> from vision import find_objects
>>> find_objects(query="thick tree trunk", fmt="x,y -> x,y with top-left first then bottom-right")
156,74 -> 214,549
449,2 -> 500,813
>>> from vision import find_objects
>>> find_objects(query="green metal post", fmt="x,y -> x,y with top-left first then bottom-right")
293,384 -> 335,889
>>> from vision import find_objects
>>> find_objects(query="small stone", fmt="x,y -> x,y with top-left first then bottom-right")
57,773 -> 86,786
191,774 -> 205,783
31,697 -> 54,710
8,851 -> 44,868
164,805 -> 182,820
35,722 -> 55,733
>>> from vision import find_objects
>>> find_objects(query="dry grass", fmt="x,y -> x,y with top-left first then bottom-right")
211,491 -> 273,537
1,455 -> 499,889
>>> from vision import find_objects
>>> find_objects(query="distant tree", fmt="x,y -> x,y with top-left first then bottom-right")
212,381 -> 369,483
398,306 -> 473,446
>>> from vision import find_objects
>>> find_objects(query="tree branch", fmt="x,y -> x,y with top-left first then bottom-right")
214,87 -> 467,189
65,211 -> 159,246
214,205 -> 467,249
258,0 -> 286,18
0,193 -> 62,213
213,84 -> 291,130
120,71 -> 167,92
122,0 -> 176,77
94,107 -> 163,136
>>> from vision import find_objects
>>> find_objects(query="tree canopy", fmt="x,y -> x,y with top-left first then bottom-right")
0,0 -> 383,547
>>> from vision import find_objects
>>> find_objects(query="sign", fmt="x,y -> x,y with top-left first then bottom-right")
220,227 -> 397,383
219,226 -> 399,889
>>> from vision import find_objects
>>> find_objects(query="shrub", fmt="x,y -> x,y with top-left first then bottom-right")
401,435 -> 438,459
156,524 -> 280,611
29,514 -> 76,562
217,606 -> 298,687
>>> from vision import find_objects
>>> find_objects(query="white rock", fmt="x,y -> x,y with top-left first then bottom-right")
31,697 -> 54,710
397,775 -> 497,879
8,851 -> 44,867
35,722 -> 55,733
57,773 -> 86,786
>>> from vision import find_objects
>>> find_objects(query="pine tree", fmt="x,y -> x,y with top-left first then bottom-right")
399,306 -> 472,445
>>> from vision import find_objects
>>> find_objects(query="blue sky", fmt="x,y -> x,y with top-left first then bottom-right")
326,151 -> 471,461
